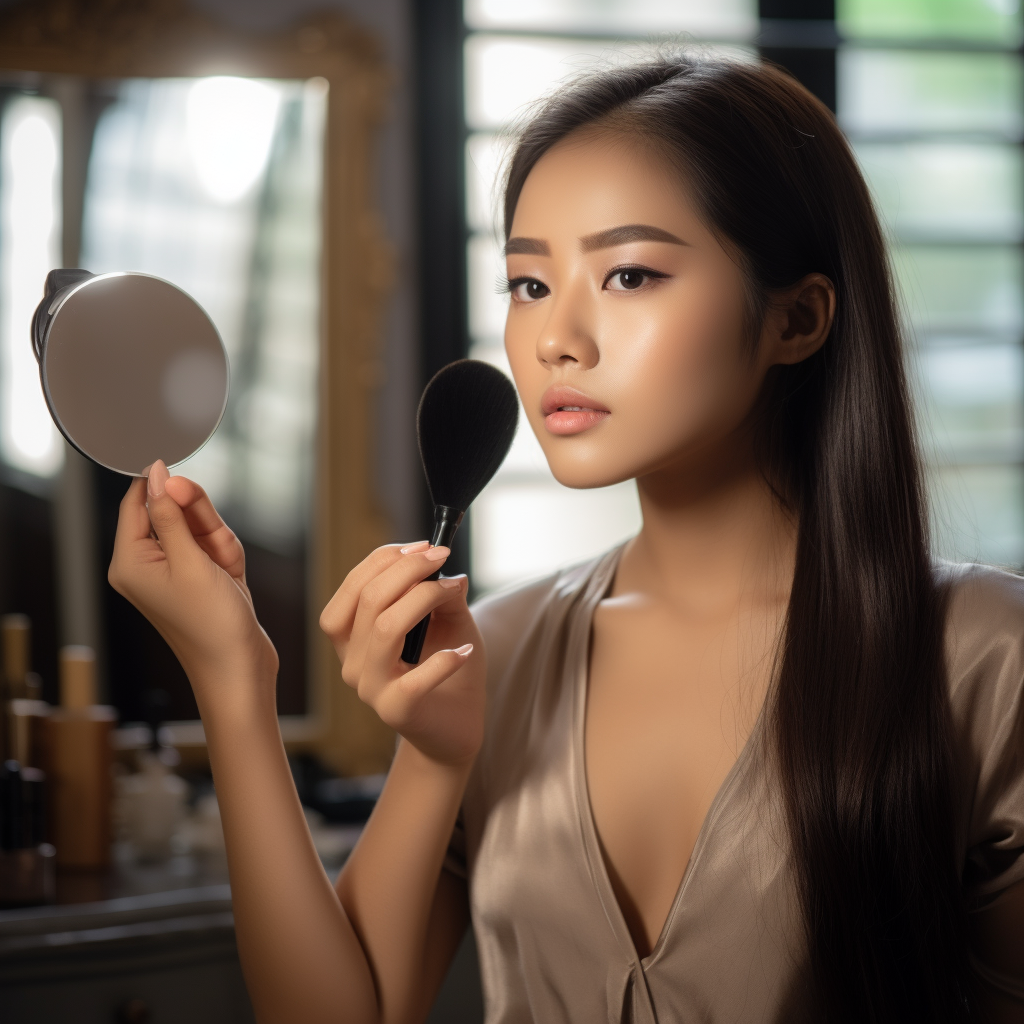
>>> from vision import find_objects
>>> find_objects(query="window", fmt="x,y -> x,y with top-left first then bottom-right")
837,0 -> 1024,566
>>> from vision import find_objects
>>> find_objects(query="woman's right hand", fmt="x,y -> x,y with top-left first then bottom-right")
108,460 -> 279,723
319,544 -> 486,768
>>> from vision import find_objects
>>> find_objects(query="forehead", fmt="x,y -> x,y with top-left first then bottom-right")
510,131 -> 702,239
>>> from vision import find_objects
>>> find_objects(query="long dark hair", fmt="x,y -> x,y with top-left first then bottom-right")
502,54 -> 972,1021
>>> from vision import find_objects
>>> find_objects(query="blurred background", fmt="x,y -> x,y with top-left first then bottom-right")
0,0 -> 1020,1021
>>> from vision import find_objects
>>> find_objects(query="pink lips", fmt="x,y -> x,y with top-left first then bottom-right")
541,386 -> 610,436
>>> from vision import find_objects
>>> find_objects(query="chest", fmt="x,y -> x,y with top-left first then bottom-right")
584,600 -> 775,956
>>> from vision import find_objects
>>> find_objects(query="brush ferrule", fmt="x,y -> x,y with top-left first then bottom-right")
430,505 -> 465,549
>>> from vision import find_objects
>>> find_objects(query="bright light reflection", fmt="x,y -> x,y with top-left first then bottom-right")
0,97 -> 64,476
186,77 -> 281,203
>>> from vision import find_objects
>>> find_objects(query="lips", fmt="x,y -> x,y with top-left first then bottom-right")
541,386 -> 610,436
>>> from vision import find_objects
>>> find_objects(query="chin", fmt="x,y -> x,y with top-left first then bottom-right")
543,449 -> 640,491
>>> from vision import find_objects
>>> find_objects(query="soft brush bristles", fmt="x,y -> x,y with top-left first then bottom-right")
418,360 -> 519,512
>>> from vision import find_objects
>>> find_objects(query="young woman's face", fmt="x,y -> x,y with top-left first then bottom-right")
504,132 -> 779,490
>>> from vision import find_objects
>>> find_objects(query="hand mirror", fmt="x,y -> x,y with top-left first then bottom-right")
31,269 -> 229,476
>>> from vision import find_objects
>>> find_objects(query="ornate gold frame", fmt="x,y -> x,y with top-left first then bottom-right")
0,0 -> 397,775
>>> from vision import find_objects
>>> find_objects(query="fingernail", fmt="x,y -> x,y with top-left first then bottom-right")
453,643 -> 474,657
424,545 -> 450,562
147,460 -> 168,498
438,574 -> 467,589
400,540 -> 430,554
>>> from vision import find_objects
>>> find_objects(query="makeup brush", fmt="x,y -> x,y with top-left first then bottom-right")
401,359 -> 519,664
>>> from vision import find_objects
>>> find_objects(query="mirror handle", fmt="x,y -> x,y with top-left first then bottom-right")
31,268 -> 94,362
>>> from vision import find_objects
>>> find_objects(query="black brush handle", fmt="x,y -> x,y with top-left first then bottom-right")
401,505 -> 464,664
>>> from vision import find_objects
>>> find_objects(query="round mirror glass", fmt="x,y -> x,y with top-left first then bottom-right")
35,271 -> 229,476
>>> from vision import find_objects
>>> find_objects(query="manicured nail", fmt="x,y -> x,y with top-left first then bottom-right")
400,540 -> 430,554
438,574 -> 467,589
424,545 -> 450,562
453,643 -> 474,657
147,460 -> 168,498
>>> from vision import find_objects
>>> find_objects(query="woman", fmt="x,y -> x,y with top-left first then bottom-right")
109,54 -> 1024,1022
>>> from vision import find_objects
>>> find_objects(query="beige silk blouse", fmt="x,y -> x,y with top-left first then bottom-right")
445,546 -> 1024,1023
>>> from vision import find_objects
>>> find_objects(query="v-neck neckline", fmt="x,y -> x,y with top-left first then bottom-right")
569,545 -> 767,971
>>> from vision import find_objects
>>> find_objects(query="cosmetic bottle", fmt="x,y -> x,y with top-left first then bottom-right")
0,760 -> 56,906
2,615 -> 49,769
43,646 -> 116,868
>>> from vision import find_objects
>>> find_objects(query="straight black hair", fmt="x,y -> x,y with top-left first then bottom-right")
502,54 -> 972,1021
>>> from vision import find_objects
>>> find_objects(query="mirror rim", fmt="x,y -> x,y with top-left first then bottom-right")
0,0 -> 397,775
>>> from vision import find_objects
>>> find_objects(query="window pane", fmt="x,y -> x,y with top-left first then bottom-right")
465,35 -> 754,130
837,0 -> 1023,44
0,94 -> 64,477
892,245 -> 1024,335
465,0 -> 756,38
914,343 -> 1024,459
471,478 -> 641,592
465,36 -> 630,130
838,50 -> 1023,137
468,234 -> 508,339
855,142 -> 1023,242
929,464 -> 1024,567
466,133 -> 504,234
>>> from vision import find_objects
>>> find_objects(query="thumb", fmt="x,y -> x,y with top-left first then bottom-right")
145,460 -> 198,561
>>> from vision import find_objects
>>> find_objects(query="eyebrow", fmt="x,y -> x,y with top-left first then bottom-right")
504,237 -> 550,256
504,224 -> 686,258
580,224 -> 687,251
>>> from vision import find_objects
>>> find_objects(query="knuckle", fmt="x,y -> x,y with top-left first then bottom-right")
370,614 -> 394,646
340,660 -> 358,688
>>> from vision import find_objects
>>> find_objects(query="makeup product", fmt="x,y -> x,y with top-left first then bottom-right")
0,760 -> 55,907
2,615 -> 47,767
43,646 -> 116,868
401,360 -> 519,664
117,690 -> 187,862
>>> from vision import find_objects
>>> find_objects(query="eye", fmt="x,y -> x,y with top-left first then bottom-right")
604,266 -> 668,292
508,278 -> 550,302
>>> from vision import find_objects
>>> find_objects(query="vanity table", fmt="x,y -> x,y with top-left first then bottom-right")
0,857 -> 253,1024
0,845 -> 482,1023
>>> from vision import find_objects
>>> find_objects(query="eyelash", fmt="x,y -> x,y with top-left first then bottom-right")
500,265 -> 669,302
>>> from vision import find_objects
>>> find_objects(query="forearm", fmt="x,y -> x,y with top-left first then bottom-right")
337,739 -> 471,1024
203,682 -> 377,1024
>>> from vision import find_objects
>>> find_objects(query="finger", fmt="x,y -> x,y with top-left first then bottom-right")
397,643 -> 474,702
354,575 -> 467,697
164,476 -> 245,580
346,547 -> 451,669
320,540 -> 430,639
144,460 -> 203,565
109,477 -> 164,594
114,477 -> 157,546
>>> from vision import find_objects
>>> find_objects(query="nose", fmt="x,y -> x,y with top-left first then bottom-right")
535,287 -> 599,370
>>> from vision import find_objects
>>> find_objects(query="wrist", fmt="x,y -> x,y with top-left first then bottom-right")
397,737 -> 476,785
190,662 -> 279,733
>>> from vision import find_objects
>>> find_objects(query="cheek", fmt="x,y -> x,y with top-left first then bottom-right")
609,281 -> 752,445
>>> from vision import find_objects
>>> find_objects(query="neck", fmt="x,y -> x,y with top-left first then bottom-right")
620,441 -> 796,614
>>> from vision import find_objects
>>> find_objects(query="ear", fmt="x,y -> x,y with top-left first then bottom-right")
762,273 -> 835,366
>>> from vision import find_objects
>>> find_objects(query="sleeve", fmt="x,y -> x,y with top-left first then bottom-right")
939,566 -> 1024,1003
950,568 -> 1024,904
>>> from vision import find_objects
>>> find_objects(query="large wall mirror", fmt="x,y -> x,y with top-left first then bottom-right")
0,0 -> 396,775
